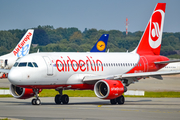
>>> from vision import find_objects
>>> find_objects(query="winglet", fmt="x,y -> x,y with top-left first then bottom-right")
90,34 -> 109,52
12,29 -> 34,58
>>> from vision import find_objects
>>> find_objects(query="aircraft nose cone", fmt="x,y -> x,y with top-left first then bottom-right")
8,69 -> 22,85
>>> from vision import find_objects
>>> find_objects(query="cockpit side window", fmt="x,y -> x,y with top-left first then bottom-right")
28,62 -> 34,67
18,62 -> 27,67
13,62 -> 19,67
33,62 -> 38,67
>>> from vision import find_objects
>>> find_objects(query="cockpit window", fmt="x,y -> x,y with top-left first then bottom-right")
13,62 -> 19,67
33,62 -> 38,67
18,62 -> 27,67
28,62 -> 34,67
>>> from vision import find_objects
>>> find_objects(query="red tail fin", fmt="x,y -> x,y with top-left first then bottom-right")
135,3 -> 166,55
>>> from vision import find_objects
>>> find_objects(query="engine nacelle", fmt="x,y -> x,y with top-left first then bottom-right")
10,84 -> 38,99
94,80 -> 127,99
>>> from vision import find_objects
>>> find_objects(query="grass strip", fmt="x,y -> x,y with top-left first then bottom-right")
0,89 -> 180,98
39,90 -> 180,98
39,89 -> 96,97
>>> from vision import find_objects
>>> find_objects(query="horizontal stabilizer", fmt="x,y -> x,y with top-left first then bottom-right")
154,59 -> 180,64
0,69 -> 10,73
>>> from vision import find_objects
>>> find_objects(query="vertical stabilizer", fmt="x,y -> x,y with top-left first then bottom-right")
134,3 -> 166,55
12,29 -> 34,58
90,34 -> 109,52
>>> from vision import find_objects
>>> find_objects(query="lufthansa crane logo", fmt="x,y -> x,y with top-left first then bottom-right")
96,41 -> 106,51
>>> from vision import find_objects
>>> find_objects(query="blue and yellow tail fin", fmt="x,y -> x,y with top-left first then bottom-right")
90,34 -> 109,52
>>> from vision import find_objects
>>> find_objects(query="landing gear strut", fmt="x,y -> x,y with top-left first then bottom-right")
55,89 -> 69,104
110,95 -> 125,105
31,89 -> 41,105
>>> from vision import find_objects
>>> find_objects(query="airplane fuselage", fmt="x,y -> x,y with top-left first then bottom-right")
0,53 -> 18,69
9,52 -> 168,89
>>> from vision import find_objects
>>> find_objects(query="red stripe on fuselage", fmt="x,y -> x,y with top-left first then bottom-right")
17,84 -> 94,90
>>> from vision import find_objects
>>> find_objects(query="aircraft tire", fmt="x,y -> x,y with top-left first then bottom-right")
61,94 -> 69,104
35,99 -> 41,105
110,98 -> 117,105
55,95 -> 62,104
117,95 -> 125,105
31,98 -> 36,105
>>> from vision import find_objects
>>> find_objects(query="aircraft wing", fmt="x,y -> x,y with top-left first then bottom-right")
0,69 -> 10,73
83,70 -> 180,85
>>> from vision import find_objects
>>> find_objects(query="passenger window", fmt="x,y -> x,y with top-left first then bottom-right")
28,62 -> 34,67
33,62 -> 38,67
18,62 -> 27,67
13,62 -> 19,67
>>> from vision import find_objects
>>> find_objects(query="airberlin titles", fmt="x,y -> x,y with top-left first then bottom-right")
56,56 -> 103,72
13,32 -> 32,56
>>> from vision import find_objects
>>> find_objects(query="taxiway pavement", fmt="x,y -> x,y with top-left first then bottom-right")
0,97 -> 180,120
0,76 -> 180,120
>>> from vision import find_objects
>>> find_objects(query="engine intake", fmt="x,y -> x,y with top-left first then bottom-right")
94,80 -> 127,99
10,84 -> 35,99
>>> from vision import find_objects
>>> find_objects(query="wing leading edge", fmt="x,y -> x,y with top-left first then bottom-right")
83,70 -> 180,85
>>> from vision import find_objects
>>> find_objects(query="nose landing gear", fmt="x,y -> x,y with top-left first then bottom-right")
31,89 -> 41,105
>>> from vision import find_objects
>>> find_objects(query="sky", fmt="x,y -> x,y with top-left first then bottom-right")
0,0 -> 180,33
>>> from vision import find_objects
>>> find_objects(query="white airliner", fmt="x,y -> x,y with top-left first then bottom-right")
0,29 -> 34,77
5,3 -> 180,105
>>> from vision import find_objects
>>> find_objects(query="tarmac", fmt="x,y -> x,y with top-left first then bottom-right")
0,97 -> 180,120
0,75 -> 180,120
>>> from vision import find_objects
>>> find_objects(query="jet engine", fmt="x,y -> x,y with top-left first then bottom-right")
94,80 -> 127,99
10,84 -> 37,99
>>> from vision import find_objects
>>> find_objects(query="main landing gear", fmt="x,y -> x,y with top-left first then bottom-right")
55,89 -> 69,104
31,89 -> 41,105
110,95 -> 125,105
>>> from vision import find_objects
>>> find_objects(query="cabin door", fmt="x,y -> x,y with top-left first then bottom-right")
43,56 -> 53,76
